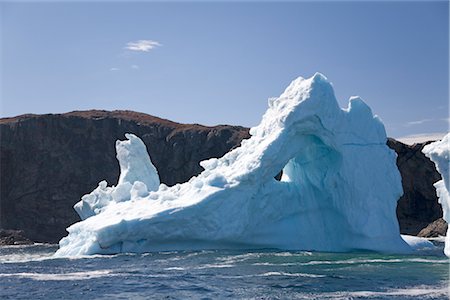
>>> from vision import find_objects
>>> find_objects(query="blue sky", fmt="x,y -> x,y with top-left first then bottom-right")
1,1 -> 448,142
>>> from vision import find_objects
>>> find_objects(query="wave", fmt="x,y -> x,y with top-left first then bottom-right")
0,270 -> 115,281
318,285 -> 449,299
0,253 -> 56,264
256,271 -> 326,278
302,258 -> 448,266
0,252 -> 125,264
195,263 -> 235,269
164,267 -> 185,271
249,257 -> 448,267
215,251 -> 313,264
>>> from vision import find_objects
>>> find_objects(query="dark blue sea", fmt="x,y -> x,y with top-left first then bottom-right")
0,242 -> 448,299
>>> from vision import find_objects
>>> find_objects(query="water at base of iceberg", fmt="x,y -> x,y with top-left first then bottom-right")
1,243 -> 448,299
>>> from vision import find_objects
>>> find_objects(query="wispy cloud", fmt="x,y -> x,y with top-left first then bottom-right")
441,117 -> 450,124
396,132 -> 447,145
404,117 -> 450,127
131,64 -> 140,70
405,118 -> 434,126
125,40 -> 161,52
110,67 -> 120,71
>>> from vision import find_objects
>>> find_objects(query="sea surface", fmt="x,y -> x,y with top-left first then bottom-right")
0,242 -> 448,299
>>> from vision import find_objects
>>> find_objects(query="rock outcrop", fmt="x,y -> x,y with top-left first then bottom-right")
0,229 -> 33,245
387,138 -> 443,235
0,110 -> 443,243
417,218 -> 447,238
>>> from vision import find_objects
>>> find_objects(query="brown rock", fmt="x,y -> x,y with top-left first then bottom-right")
417,218 -> 447,238
387,138 -> 442,235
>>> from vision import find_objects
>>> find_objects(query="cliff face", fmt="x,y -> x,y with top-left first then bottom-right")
0,111 -> 443,243
0,110 -> 250,243
387,138 -> 442,235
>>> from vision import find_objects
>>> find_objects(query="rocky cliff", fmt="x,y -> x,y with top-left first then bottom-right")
387,138 -> 443,235
0,110 -> 444,243
0,110 -> 249,243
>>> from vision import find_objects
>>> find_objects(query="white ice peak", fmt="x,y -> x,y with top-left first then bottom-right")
57,73 -> 412,256
73,133 -> 160,220
116,133 -> 160,191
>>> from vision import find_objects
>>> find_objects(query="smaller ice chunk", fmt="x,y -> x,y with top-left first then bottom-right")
111,182 -> 133,203
73,133 -> 160,220
74,180 -> 113,220
199,158 -> 218,170
206,173 -> 228,188
131,181 -> 149,199
422,133 -> 450,257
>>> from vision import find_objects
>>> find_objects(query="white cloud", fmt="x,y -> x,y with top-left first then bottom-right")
125,40 -> 161,52
405,118 -> 434,126
396,132 -> 447,145
405,118 -> 450,127
110,67 -> 120,71
131,64 -> 140,70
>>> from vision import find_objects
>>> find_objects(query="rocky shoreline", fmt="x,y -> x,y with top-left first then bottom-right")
0,229 -> 33,246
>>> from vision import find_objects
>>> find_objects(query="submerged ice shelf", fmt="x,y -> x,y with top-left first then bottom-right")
56,73 -> 417,256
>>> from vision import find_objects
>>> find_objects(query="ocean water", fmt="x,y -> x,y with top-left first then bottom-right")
0,243 -> 448,299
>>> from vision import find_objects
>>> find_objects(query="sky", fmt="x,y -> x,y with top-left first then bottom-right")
1,1 -> 448,142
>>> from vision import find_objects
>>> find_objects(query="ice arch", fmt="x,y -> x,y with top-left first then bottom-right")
56,73 -> 411,256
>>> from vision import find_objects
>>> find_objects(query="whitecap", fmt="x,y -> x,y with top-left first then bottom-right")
302,257 -> 448,266
257,271 -> 326,278
164,267 -> 185,271
319,285 -> 449,299
0,270 -> 115,281
195,263 -> 235,269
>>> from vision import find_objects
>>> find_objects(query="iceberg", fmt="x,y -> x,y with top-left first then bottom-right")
422,134 -> 450,257
56,73 -> 412,256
